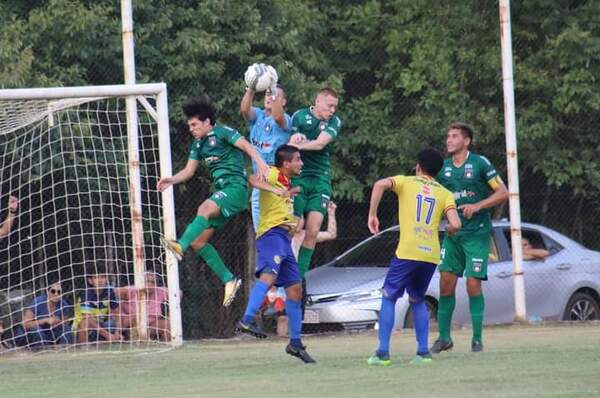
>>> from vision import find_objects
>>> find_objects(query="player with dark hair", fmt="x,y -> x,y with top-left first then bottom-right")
288,88 -> 341,277
237,144 -> 316,363
367,148 -> 461,366
159,96 -> 270,307
431,122 -> 508,353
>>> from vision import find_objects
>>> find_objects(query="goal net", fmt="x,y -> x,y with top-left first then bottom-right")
0,84 -> 181,354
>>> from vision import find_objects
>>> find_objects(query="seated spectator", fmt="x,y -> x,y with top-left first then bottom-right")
74,263 -> 123,343
259,286 -> 288,337
522,237 -> 550,261
292,201 -> 337,258
16,279 -> 73,347
117,271 -> 170,342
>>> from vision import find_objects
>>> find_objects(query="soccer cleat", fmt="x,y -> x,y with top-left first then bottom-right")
367,354 -> 391,367
285,344 -> 316,364
236,320 -> 267,339
430,338 -> 454,354
160,236 -> 183,261
223,277 -> 242,307
471,340 -> 484,353
410,353 -> 433,364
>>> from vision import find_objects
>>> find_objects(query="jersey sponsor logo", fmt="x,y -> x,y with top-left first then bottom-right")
205,156 -> 220,163
251,139 -> 273,150
465,164 -> 474,178
418,245 -> 432,252
454,190 -> 476,199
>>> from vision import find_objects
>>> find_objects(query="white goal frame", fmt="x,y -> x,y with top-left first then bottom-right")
0,83 -> 182,347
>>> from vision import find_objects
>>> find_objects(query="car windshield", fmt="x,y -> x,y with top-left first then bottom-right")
331,230 -> 398,268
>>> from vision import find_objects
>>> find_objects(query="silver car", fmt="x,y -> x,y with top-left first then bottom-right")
303,221 -> 600,331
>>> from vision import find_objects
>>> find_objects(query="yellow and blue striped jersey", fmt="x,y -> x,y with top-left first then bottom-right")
391,175 -> 456,264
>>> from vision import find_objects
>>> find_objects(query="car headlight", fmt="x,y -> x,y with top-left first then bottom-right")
338,289 -> 382,302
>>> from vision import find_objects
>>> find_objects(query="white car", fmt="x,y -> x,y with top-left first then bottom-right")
303,221 -> 600,331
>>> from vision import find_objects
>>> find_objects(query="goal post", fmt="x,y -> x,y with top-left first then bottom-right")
0,83 -> 182,350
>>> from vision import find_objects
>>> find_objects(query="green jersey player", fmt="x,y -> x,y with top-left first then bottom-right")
159,96 -> 269,307
431,122 -> 508,353
288,88 -> 342,278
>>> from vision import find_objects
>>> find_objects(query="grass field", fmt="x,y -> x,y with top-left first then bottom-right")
1,324 -> 599,398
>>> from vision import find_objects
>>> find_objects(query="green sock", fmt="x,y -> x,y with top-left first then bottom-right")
469,294 -> 485,343
297,246 -> 314,277
437,294 -> 456,341
196,244 -> 234,284
179,216 -> 209,251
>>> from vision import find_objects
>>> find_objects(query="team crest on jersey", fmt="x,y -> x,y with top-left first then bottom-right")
464,164 -> 473,179
209,136 -> 217,147
472,258 -> 483,273
265,123 -> 272,133
273,255 -> 282,265
319,121 -> 327,130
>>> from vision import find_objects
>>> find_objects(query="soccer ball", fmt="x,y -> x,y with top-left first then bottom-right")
244,63 -> 278,92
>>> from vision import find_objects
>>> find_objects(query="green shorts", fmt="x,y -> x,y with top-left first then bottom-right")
291,176 -> 331,217
439,232 -> 490,280
207,181 -> 248,229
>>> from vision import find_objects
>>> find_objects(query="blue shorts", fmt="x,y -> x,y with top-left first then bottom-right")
256,227 -> 301,288
382,257 -> 437,301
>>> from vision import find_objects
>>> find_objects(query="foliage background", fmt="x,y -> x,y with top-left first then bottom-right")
1,0 -> 599,338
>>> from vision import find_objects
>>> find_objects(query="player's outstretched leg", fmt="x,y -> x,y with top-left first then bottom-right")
161,215 -> 210,261
409,299 -> 433,364
237,280 -> 270,338
285,296 -> 315,363
194,244 -> 241,306
367,296 -> 395,366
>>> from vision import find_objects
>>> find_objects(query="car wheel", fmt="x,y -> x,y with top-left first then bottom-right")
403,299 -> 437,328
563,292 -> 600,321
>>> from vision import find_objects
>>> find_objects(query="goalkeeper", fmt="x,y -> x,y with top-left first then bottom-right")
159,96 -> 269,307
240,63 -> 292,232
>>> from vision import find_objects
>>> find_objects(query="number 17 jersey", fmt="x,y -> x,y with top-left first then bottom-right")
391,175 -> 456,264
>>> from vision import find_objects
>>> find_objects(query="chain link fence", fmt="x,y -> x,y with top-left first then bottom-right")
1,1 -> 599,341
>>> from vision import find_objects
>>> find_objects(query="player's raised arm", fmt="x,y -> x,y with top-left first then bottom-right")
270,88 -> 287,129
316,201 -> 337,242
233,137 -> 270,180
240,88 -> 256,122
157,159 -> 199,192
368,177 -> 394,234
